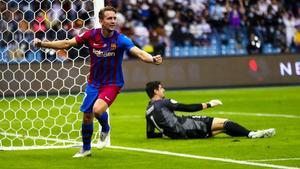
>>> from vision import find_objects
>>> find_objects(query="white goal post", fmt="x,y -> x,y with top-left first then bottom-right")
0,0 -> 109,150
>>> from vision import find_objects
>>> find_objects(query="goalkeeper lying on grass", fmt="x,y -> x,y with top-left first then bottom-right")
145,81 -> 275,139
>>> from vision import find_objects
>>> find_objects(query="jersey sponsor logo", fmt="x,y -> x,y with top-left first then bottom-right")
93,49 -> 116,57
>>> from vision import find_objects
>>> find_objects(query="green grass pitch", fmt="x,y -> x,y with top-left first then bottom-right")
0,86 -> 299,169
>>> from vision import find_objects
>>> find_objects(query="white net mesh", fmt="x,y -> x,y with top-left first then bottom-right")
0,0 -> 102,150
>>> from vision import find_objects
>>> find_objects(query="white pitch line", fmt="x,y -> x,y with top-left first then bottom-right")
0,132 -> 79,144
248,158 -> 300,162
1,132 -> 299,169
108,145 -> 299,169
1,145 -> 79,151
0,132 -> 82,151
111,111 -> 300,120
213,111 -> 300,119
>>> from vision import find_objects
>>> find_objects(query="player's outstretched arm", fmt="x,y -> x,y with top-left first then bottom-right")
129,46 -> 162,65
173,99 -> 222,112
33,38 -> 77,50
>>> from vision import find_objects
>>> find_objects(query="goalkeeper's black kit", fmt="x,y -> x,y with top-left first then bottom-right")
146,99 -> 213,139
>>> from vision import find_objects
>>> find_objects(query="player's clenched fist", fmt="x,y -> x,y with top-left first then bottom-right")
153,55 -> 162,65
33,38 -> 42,48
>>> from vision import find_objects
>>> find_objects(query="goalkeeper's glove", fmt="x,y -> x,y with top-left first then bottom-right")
207,99 -> 222,108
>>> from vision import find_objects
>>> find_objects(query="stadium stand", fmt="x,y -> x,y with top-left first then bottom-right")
113,0 -> 300,57
1,0 -> 300,63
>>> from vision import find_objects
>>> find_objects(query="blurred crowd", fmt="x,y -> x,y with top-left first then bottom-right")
112,0 -> 300,57
0,0 -> 94,63
1,0 -> 300,63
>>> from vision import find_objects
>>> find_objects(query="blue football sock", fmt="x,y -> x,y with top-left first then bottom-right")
95,112 -> 110,133
81,123 -> 93,150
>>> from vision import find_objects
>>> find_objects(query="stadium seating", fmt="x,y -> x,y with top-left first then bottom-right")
1,0 -> 300,62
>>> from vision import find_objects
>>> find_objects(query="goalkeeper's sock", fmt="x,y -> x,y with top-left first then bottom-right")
82,123 -> 93,150
224,120 -> 250,137
96,112 -> 110,133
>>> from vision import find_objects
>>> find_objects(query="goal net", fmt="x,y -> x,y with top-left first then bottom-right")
0,0 -> 107,150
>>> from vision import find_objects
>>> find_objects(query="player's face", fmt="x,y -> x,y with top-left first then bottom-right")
100,11 -> 116,32
156,84 -> 165,98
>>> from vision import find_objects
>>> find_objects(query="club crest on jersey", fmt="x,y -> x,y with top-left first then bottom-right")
111,43 -> 117,50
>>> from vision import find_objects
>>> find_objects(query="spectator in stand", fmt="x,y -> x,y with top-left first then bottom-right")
209,1 -> 227,33
133,21 -> 150,49
227,0 -> 245,46
170,23 -> 185,46
262,6 -> 276,43
282,11 -> 297,52
149,26 -> 167,55
32,11 -> 47,39
198,16 -> 212,46
294,26 -> 300,52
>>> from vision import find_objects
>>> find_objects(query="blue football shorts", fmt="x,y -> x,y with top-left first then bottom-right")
80,84 -> 121,113
80,84 -> 99,113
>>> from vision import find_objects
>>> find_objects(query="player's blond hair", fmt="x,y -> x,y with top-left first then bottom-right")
98,6 -> 117,20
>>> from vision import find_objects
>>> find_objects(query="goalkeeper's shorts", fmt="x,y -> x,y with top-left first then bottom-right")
164,116 -> 214,139
80,84 -> 121,113
182,116 -> 214,138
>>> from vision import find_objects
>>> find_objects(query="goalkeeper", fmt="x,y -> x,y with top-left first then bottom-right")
145,81 -> 275,139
